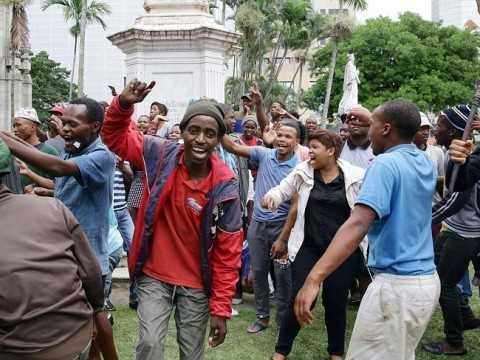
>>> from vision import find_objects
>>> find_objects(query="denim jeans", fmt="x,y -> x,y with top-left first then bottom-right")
435,230 -> 480,346
135,276 -> 209,360
247,219 -> 292,324
104,246 -> 123,300
114,207 -> 134,252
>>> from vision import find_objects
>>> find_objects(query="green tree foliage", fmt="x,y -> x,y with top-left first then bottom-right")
304,12 -> 480,115
230,0 -> 327,108
31,51 -> 75,119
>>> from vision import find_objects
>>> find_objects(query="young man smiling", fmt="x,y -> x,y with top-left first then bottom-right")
0,98 -> 116,277
294,100 -> 439,360
101,80 -> 243,360
222,119 -> 300,333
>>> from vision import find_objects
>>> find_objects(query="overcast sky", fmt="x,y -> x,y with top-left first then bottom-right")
357,0 -> 431,21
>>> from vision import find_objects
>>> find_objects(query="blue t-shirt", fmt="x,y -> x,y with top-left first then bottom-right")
55,138 -> 115,275
249,147 -> 298,222
356,144 -> 436,275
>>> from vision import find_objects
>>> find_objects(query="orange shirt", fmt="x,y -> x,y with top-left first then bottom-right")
143,158 -> 212,289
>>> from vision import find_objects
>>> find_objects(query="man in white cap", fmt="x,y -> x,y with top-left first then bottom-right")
12,108 -> 59,189
413,112 -> 445,203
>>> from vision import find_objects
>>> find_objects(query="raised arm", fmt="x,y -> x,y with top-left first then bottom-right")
221,134 -> 253,158
250,83 -> 269,135
0,131 -> 79,177
102,80 -> 156,171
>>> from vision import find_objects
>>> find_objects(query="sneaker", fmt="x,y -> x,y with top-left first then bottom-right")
232,297 -> 243,305
232,308 -> 239,316
107,312 -> 114,326
105,299 -> 116,312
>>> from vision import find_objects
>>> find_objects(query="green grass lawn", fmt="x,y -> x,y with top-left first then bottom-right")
113,293 -> 480,359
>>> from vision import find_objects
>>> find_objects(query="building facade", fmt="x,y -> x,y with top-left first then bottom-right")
28,0 -> 142,104
431,0 -> 480,28
275,0 -> 355,94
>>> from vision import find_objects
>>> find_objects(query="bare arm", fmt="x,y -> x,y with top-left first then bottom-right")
221,134 -> 253,158
250,83 -> 269,134
17,160 -> 55,189
295,205 -> 375,325
0,132 -> 79,177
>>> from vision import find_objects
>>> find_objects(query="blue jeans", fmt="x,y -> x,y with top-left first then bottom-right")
115,208 -> 134,252
104,246 -> 123,300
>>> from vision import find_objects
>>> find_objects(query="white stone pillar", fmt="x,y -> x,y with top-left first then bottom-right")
109,0 -> 239,123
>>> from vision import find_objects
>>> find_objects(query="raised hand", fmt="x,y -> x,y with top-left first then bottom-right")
249,82 -> 263,107
48,115 -> 64,137
449,139 -> 473,165
119,79 -> 156,109
346,105 -> 371,126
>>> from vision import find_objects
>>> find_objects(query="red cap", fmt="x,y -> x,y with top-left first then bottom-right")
49,105 -> 65,116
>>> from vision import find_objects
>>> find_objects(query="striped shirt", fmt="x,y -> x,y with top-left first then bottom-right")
113,168 -> 127,211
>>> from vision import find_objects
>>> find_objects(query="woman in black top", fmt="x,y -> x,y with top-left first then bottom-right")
264,130 -> 365,360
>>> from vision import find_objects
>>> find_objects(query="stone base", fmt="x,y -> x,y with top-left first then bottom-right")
109,25 -> 239,122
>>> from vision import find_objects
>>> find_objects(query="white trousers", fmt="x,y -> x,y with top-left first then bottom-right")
346,272 -> 440,360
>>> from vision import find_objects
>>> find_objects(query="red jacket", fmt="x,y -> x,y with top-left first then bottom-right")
102,97 -> 243,318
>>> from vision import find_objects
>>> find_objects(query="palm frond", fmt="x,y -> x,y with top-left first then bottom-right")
341,0 -> 368,11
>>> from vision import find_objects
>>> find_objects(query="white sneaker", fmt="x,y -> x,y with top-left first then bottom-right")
231,308 -> 239,316
232,298 -> 243,305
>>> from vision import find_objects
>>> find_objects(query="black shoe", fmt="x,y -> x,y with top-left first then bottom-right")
129,301 -> 138,310
463,317 -> 480,331
422,341 -> 467,356
105,299 -> 116,311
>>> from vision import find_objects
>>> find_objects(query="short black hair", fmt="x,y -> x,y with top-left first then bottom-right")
151,101 -> 168,116
70,97 -> 105,123
280,119 -> 300,139
378,99 -> 420,141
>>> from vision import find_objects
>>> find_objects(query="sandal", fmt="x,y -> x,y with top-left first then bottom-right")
422,341 -> 467,356
247,319 -> 269,333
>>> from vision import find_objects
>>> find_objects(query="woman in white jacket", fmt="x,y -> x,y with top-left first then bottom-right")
263,129 -> 366,360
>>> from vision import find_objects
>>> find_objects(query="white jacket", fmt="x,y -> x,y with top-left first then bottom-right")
265,159 -> 367,262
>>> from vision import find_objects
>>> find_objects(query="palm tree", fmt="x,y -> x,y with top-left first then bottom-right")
41,0 -> 111,99
322,0 -> 367,119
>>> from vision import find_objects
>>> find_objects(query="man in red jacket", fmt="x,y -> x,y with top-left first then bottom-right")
102,80 -> 243,360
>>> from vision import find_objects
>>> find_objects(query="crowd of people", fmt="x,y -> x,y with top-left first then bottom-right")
0,77 -> 479,360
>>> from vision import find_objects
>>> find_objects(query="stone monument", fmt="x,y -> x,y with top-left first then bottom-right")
109,0 -> 240,122
0,4 -> 32,131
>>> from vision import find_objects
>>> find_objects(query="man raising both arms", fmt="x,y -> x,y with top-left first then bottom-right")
102,80 -> 243,360
295,100 -> 439,360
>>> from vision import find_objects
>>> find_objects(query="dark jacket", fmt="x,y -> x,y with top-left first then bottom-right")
102,96 -> 243,318
0,185 -> 103,357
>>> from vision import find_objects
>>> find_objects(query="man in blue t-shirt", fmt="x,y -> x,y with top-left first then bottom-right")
222,120 -> 300,333
0,98 -> 115,276
294,100 -> 439,360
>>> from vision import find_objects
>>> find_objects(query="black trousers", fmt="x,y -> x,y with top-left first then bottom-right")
435,230 -> 480,346
275,244 -> 361,356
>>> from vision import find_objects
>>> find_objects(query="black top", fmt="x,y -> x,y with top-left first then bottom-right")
303,169 -> 351,253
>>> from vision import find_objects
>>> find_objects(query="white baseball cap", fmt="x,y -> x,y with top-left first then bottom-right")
419,112 -> 432,128
14,108 -> 41,125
